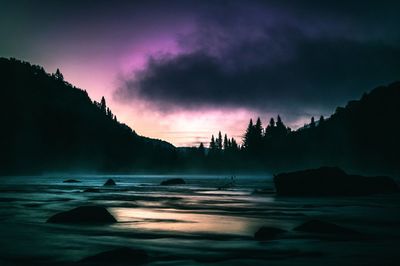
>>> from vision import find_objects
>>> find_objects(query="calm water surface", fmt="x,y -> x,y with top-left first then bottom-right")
0,175 -> 399,265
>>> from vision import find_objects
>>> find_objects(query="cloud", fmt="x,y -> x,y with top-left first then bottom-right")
116,1 -> 400,116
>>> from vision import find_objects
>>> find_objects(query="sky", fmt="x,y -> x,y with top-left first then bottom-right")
1,0 -> 400,147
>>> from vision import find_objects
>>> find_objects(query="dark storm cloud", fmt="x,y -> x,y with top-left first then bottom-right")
117,1 -> 400,114
122,36 -> 400,113
114,1 -> 400,114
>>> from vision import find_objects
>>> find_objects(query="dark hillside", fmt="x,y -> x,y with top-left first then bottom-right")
0,58 -> 177,175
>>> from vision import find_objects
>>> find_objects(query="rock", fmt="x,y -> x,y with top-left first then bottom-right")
103,178 -> 116,186
63,179 -> 81,183
84,188 -> 101,193
79,247 -> 148,265
254,226 -> 287,240
47,206 -> 117,224
274,167 -> 399,196
252,188 -> 274,195
160,178 -> 186,186
294,220 -> 360,235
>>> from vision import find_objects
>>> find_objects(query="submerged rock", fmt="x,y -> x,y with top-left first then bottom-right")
63,179 -> 81,183
254,226 -> 287,240
84,188 -> 101,193
294,220 -> 360,236
252,188 -> 274,195
47,206 -> 116,224
103,178 -> 116,186
274,167 -> 399,196
160,178 -> 186,186
79,247 -> 148,265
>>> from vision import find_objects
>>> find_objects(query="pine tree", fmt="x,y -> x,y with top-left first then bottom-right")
223,134 -> 229,150
209,135 -> 216,150
318,115 -> 325,127
100,96 -> 107,113
275,115 -> 288,137
265,117 -> 275,138
310,116 -> 316,128
254,117 -> 263,140
231,138 -> 238,151
243,119 -> 254,149
217,131 -> 223,150
106,107 -> 113,118
54,68 -> 64,80
255,117 -> 262,134
269,117 -> 275,127
276,115 -> 284,129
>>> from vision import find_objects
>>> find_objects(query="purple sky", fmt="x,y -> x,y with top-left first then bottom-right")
1,1 -> 399,146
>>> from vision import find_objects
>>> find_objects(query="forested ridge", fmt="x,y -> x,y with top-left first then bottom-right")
1,57 -> 399,175
183,82 -> 400,175
0,58 -> 177,175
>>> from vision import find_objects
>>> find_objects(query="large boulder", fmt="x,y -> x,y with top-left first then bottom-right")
63,179 -> 81,183
79,247 -> 148,265
103,178 -> 116,186
274,167 -> 399,196
254,226 -> 287,240
47,206 -> 117,224
160,178 -> 186,186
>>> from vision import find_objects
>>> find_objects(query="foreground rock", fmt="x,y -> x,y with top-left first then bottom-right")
254,226 -> 287,240
274,167 -> 399,196
63,179 -> 80,183
103,178 -> 116,186
79,247 -> 148,265
160,178 -> 186,186
47,206 -> 116,224
294,220 -> 361,236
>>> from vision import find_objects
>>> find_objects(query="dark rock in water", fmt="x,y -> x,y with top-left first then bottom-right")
63,179 -> 81,183
23,203 -> 43,208
103,178 -> 116,186
252,188 -> 274,195
274,167 -> 399,196
84,188 -> 101,193
160,178 -> 186,186
294,220 -> 360,235
47,206 -> 116,224
254,226 -> 287,240
79,247 -> 148,265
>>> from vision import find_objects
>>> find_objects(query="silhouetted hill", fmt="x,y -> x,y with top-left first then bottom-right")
283,82 -> 400,175
195,82 -> 400,175
0,58 -> 177,175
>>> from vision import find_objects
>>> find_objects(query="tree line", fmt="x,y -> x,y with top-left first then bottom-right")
181,79 -> 400,176
182,115 -> 324,172
2,57 -> 399,175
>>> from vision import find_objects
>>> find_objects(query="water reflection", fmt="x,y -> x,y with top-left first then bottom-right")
111,207 -> 260,235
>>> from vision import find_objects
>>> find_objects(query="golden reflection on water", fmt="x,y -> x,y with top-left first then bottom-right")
111,207 -> 260,235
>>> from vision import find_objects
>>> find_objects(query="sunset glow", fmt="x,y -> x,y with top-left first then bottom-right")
2,1 -> 398,147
